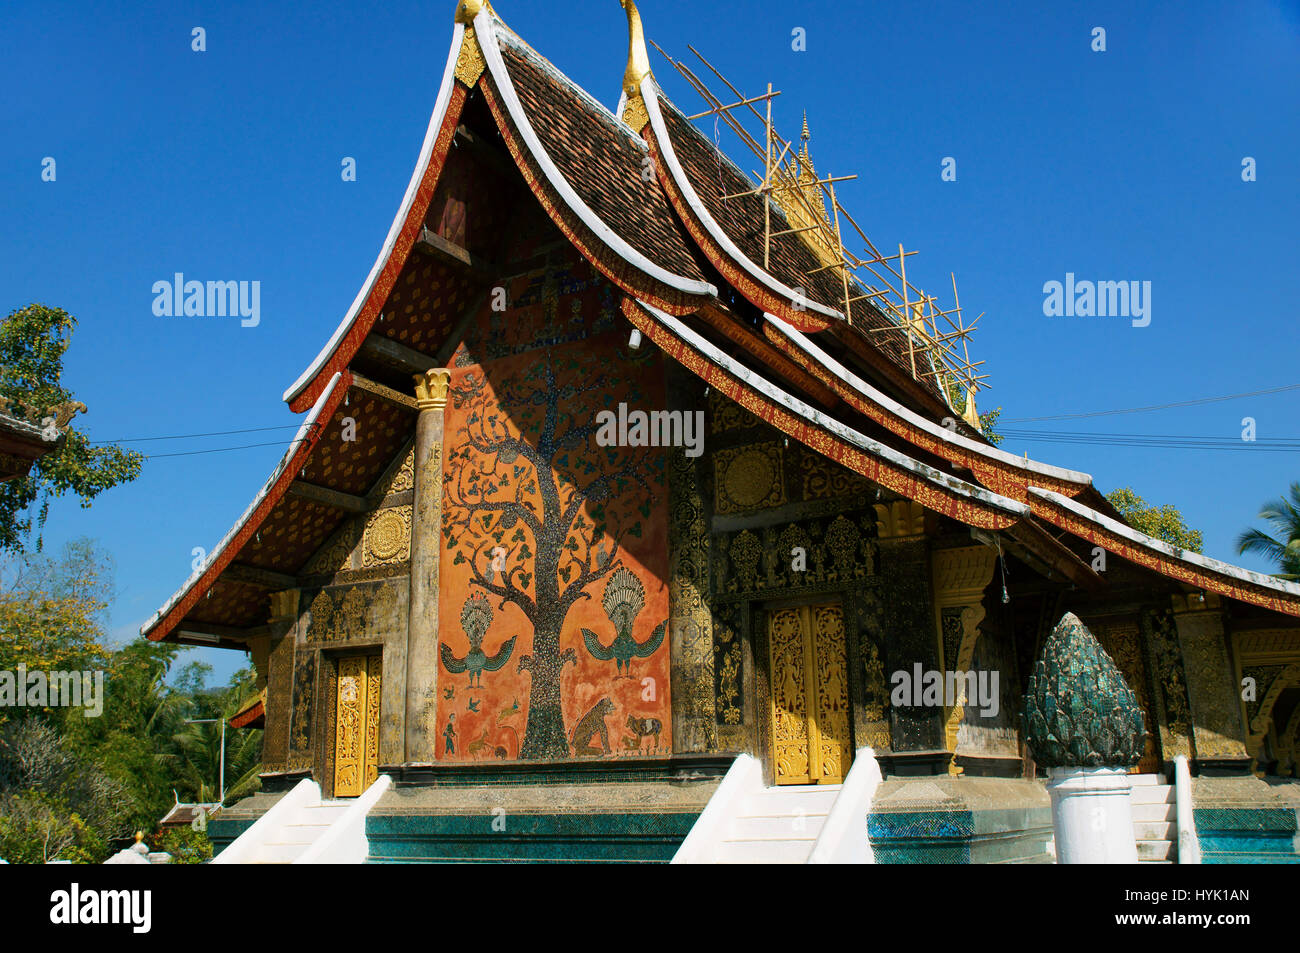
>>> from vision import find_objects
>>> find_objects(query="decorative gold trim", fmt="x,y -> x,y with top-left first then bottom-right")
874,499 -> 927,540
930,546 -> 996,763
414,368 -> 453,411
454,25 -> 486,88
454,0 -> 491,25
623,93 -> 650,135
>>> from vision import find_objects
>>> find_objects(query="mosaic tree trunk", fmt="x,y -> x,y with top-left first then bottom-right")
443,354 -> 658,760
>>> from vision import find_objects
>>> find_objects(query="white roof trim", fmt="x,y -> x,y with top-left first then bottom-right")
478,13 -> 716,299
282,24 -> 467,406
764,313 -> 1093,486
1029,486 -> 1300,599
641,78 -> 843,322
141,372 -> 345,638
637,300 -> 1028,518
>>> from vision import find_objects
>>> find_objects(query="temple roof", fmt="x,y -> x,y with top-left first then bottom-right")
141,3 -> 1300,646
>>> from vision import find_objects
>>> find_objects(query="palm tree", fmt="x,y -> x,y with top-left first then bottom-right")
1236,482 -> 1300,581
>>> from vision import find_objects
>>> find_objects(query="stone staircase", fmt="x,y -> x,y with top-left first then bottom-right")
1131,774 -> 1177,863
247,801 -> 351,864
212,775 -> 390,864
713,784 -> 841,863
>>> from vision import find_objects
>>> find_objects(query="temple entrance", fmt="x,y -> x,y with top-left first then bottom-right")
333,654 -> 382,797
767,602 -> 852,784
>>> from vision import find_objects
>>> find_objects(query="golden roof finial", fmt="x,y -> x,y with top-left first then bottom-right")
455,0 -> 490,25
620,0 -> 653,97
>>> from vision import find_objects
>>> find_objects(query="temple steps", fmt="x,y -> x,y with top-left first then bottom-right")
1130,775 -> 1178,864
212,776 -> 391,864
714,784 -> 840,863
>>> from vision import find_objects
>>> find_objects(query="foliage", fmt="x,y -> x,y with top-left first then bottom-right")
0,718 -> 128,862
1106,487 -> 1204,553
978,406 -> 1004,447
154,824 -> 212,864
1235,482 -> 1300,580
0,538 -> 263,862
0,541 -> 113,714
0,304 -> 145,553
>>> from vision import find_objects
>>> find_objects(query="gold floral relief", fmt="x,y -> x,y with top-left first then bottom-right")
768,602 -> 850,784
714,442 -> 785,515
363,506 -> 411,567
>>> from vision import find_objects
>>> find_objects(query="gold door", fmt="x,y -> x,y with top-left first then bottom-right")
768,603 -> 852,784
333,655 -> 382,797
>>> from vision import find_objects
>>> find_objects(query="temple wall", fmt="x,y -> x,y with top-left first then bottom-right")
431,248 -> 673,764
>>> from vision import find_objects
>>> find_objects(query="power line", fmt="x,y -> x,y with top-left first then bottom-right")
1000,383 -> 1300,423
145,439 -> 314,460
91,424 -> 309,445
999,428 -> 1300,452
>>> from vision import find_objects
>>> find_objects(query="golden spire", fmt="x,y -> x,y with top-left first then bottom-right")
455,0 -> 490,25
620,0 -> 653,97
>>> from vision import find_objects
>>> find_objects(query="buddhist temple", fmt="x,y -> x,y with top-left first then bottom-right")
143,0 -> 1300,863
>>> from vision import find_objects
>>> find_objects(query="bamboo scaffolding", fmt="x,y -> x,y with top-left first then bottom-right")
653,41 -> 990,404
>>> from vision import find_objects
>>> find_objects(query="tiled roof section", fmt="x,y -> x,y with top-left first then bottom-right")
656,99 -> 945,402
0,412 -> 53,442
495,40 -> 708,287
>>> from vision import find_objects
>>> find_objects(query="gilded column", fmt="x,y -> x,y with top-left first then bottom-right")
874,499 -> 946,772
1170,593 -> 1251,774
931,544 -> 997,771
404,368 -> 451,764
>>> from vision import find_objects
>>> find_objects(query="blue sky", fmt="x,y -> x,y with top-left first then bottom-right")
2,0 -> 1297,684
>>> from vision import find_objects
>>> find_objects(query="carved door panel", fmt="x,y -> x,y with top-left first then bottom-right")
334,655 -> 382,797
1095,623 -> 1160,775
768,603 -> 852,784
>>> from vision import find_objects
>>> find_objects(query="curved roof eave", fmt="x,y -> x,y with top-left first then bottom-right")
763,312 -> 1093,494
629,298 -> 1027,530
282,23 -> 468,411
1030,486 -> 1300,617
477,11 -> 716,301
141,372 -> 348,642
640,76 -> 843,324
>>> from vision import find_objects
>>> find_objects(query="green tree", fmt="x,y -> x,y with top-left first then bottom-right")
1106,487 -> 1204,553
1235,482 -> 1300,580
0,304 -> 144,552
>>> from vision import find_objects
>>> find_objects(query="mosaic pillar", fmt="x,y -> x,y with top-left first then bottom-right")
1170,593 -> 1251,774
404,368 -> 450,764
261,589 -> 299,773
875,500 -> 946,772
931,544 -> 997,772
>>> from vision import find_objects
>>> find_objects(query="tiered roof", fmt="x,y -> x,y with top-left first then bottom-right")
143,1 -> 1300,646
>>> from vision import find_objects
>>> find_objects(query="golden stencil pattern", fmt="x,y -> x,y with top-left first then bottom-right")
389,448 -> 416,494
667,449 -> 717,751
1095,622 -> 1161,774
365,656 -> 382,789
709,387 -> 760,433
768,603 -> 851,784
714,442 -> 785,514
769,608 -> 811,783
308,584 -> 398,644
811,604 -> 851,780
333,656 -> 367,798
364,506 -> 411,566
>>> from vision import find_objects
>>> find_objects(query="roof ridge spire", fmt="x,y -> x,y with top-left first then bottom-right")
620,0 -> 653,97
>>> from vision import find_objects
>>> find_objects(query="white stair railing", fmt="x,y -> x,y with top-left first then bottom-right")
211,778 -> 320,865
808,746 -> 880,864
296,775 -> 391,865
671,753 -> 763,864
1173,755 -> 1201,864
